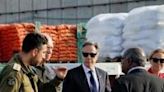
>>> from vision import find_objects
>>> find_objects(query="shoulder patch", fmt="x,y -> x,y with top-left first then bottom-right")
7,77 -> 16,86
13,63 -> 21,71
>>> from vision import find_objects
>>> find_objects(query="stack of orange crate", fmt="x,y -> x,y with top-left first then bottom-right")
0,23 -> 77,63
50,26 -> 59,62
0,24 -> 4,62
22,23 -> 35,33
57,24 -> 77,62
0,23 -> 27,62
0,31 -> 1,61
0,23 -> 35,62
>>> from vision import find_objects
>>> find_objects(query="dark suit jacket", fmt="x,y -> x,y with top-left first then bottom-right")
62,65 -> 111,92
112,68 -> 164,92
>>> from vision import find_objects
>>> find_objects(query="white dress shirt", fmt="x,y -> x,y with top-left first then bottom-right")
82,64 -> 99,92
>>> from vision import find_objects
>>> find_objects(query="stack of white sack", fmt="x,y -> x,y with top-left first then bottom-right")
86,13 -> 128,60
122,5 -> 164,55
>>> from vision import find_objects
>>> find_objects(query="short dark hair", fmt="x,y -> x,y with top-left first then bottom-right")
22,32 -> 48,53
123,47 -> 146,66
82,41 -> 98,49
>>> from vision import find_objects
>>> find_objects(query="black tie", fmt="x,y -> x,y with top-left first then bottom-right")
89,71 -> 97,92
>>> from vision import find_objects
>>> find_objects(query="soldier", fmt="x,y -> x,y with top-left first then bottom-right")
35,33 -> 67,92
0,32 -> 48,92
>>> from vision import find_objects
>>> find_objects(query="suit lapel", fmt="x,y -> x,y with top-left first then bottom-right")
96,68 -> 103,92
78,65 -> 90,92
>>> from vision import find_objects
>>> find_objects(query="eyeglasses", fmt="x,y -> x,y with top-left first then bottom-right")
151,58 -> 164,63
82,52 -> 97,58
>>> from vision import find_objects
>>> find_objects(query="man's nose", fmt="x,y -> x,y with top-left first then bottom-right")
87,55 -> 92,58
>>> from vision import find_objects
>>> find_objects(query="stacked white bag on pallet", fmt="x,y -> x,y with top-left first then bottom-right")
122,5 -> 164,55
86,13 -> 128,60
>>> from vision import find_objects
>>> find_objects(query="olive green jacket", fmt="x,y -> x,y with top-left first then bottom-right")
0,54 -> 62,92
35,65 -> 63,92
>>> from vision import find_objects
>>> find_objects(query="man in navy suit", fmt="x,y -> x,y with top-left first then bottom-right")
112,47 -> 164,92
62,41 -> 111,92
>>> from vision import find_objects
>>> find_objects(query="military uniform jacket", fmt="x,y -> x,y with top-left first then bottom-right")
34,64 -> 63,92
0,54 -> 38,92
0,54 -> 62,92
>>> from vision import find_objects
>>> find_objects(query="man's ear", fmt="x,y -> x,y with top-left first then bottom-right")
127,58 -> 133,65
31,48 -> 38,57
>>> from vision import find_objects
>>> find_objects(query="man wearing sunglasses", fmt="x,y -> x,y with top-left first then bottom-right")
112,47 -> 164,92
148,49 -> 164,78
62,41 -> 111,92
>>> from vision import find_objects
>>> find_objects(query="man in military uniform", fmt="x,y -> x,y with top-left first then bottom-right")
35,34 -> 68,92
0,32 -> 48,92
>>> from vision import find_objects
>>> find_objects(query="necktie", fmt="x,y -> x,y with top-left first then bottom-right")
89,71 -> 97,92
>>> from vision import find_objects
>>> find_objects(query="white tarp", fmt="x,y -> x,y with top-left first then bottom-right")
86,13 -> 128,59
122,5 -> 164,56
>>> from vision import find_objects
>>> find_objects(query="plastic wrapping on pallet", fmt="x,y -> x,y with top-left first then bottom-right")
122,5 -> 164,55
86,13 -> 128,59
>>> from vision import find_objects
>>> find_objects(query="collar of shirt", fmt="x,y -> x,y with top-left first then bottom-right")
128,66 -> 146,74
82,64 -> 96,73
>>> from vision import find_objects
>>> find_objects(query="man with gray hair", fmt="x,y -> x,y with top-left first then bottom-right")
35,33 -> 67,92
112,47 -> 164,92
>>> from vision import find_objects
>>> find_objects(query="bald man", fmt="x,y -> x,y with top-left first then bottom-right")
112,48 -> 164,92
35,33 -> 67,92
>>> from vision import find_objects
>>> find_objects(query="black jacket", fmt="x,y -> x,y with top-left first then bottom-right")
112,68 -> 164,92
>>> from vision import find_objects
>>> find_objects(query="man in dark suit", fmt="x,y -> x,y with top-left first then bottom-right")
62,41 -> 111,92
112,48 -> 164,92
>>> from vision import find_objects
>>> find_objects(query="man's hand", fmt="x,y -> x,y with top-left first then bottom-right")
52,66 -> 68,80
